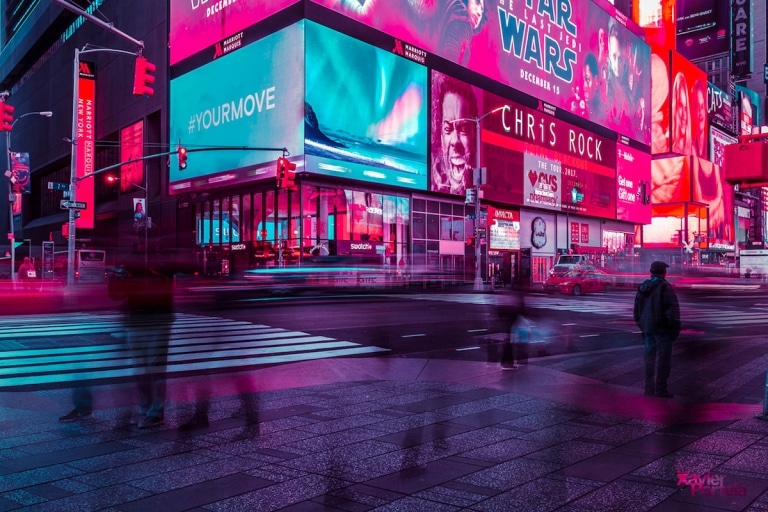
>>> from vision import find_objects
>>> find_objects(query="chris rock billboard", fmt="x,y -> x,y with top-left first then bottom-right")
314,0 -> 651,146
169,23 -> 305,194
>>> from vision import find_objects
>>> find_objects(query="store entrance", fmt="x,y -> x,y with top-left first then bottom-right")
488,251 -> 517,287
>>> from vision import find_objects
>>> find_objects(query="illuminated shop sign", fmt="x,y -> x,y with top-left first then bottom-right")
314,0 -> 651,145
488,207 -> 520,251
707,82 -> 734,133
169,23 -> 305,194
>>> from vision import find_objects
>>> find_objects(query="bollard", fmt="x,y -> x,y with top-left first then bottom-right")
757,371 -> 768,421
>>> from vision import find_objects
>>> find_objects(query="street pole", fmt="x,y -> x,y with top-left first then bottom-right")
473,118 -> 483,291
5,110 -> 53,283
66,47 -> 80,287
5,129 -> 13,282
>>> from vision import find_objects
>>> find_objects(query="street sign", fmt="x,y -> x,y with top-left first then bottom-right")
48,182 -> 69,191
60,200 -> 87,210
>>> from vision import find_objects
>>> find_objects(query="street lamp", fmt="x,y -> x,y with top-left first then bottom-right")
451,105 -> 506,291
5,110 -> 53,282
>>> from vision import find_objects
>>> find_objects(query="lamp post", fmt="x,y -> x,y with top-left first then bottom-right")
5,110 -> 53,282
451,106 -> 506,291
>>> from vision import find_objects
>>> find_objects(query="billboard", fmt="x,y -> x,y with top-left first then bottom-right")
670,52 -> 708,158
736,85 -> 761,136
650,47 -> 671,154
75,61 -> 96,229
313,0 -> 651,145
652,156 -> 690,204
304,22 -> 428,190
169,0 -> 299,65
676,0 -> 729,60
488,207 -> 520,251
633,0 -> 676,51
707,82 -> 734,133
676,0 -> 717,35
120,120 -> 144,192
616,143 -> 652,224
692,154 -> 732,246
731,0 -> 751,76
169,23 -> 305,194
475,85 -> 618,220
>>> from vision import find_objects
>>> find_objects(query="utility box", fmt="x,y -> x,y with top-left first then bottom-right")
725,137 -> 768,184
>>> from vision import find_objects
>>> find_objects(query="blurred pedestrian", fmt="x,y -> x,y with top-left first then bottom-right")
18,257 -> 37,291
497,291 -> 527,370
110,263 -> 174,428
634,261 -> 681,398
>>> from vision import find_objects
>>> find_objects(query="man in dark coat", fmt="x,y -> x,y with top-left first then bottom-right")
633,261 -> 681,398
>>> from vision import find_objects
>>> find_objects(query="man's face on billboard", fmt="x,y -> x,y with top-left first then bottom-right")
441,92 -> 473,188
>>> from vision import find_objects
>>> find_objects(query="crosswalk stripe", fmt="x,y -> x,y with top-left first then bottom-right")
0,312 -> 389,389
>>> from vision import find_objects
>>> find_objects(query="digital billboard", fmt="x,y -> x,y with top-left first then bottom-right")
736,85 -> 762,136
670,52 -> 708,158
313,0 -> 651,145
476,87 -> 618,220
169,23 -> 305,194
676,0 -> 717,35
652,156 -> 690,204
120,120 -> 144,193
75,61 -> 96,229
616,143 -> 652,224
633,0 -> 675,57
169,0 -> 299,65
676,0 -> 729,60
650,47 -> 671,154
304,22 -> 428,190
707,82 -> 734,133
692,154 -> 732,246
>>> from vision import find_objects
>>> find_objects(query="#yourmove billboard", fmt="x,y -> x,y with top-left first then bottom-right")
314,0 -> 651,145
169,23 -> 304,194
304,22 -> 428,190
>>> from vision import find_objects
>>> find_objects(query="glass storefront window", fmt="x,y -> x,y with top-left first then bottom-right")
241,194 -> 251,242
231,196 -> 241,243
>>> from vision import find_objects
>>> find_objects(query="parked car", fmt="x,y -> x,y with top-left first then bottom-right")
542,263 -> 595,293
558,269 -> 615,296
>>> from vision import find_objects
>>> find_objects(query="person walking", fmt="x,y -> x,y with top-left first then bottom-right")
18,256 -> 37,291
633,261 -> 681,398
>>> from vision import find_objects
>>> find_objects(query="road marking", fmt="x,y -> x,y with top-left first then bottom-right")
467,328 -> 488,333
456,346 -> 481,351
578,334 -> 600,338
401,333 -> 426,338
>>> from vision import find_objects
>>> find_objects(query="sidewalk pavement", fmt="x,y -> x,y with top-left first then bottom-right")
2,354 -> 768,511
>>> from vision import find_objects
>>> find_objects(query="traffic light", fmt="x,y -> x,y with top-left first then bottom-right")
466,236 -> 477,247
1,101 -> 14,132
276,157 -> 297,189
178,146 -> 188,170
132,56 -> 156,97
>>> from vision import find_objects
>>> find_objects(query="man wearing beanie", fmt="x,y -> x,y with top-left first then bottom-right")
633,261 -> 681,398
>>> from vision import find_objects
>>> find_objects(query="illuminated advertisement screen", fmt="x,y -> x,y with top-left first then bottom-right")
736,85 -> 762,136
652,156 -> 690,204
707,82 -> 734,133
488,207 -> 520,251
478,88 -> 617,220
313,0 -> 651,145
650,47 -> 671,154
616,143 -> 652,224
634,0 -> 676,49
169,0 -> 299,65
709,126 -> 737,167
692,154 -> 732,246
676,0 -> 717,35
670,52 -> 708,158
120,120 -> 144,193
676,0 -> 729,60
75,62 -> 96,230
304,22 -> 427,190
169,23 -> 305,194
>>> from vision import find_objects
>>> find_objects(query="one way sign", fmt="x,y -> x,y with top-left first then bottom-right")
60,200 -> 87,210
